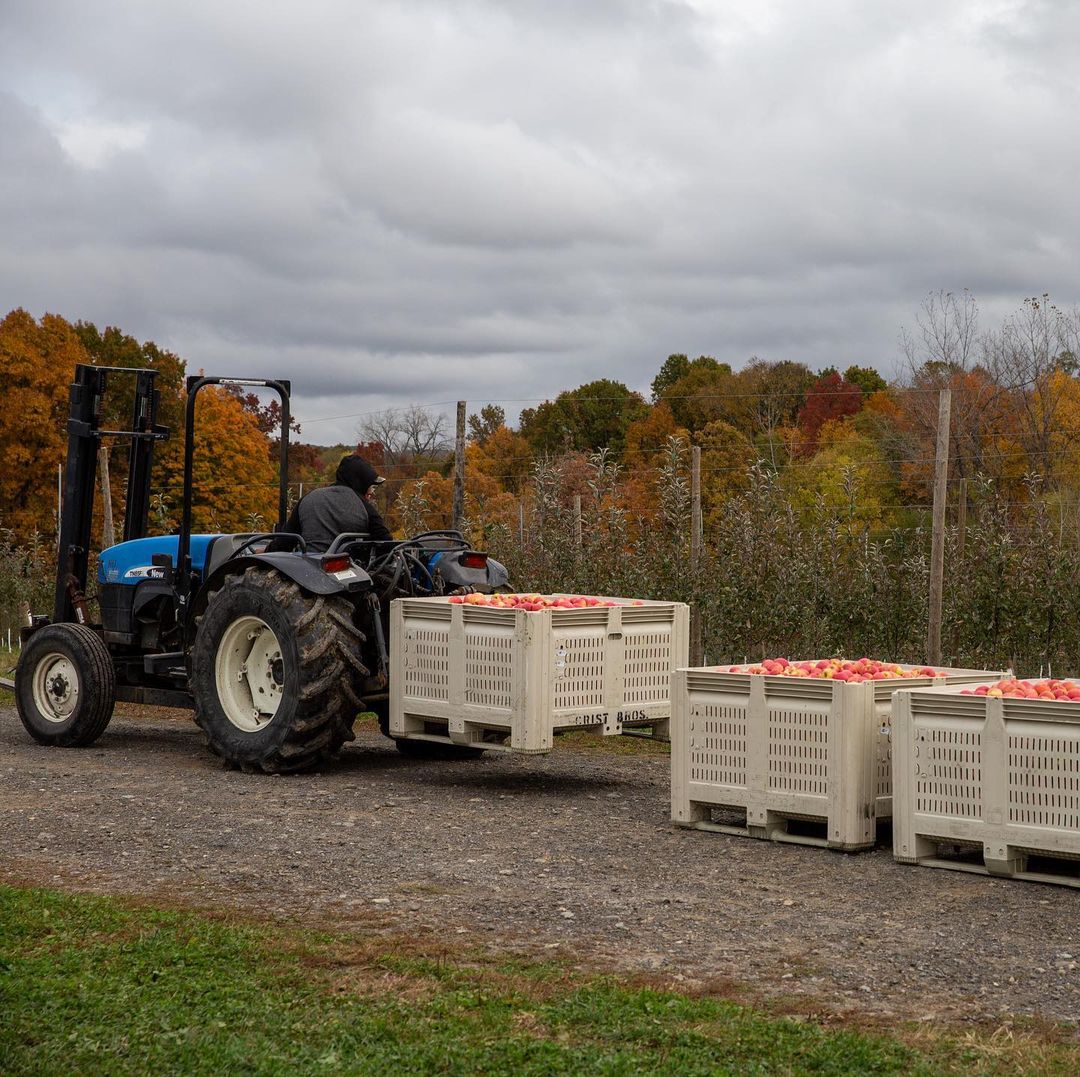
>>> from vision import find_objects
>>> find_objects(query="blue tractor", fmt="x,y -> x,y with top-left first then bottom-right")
14,365 -> 507,772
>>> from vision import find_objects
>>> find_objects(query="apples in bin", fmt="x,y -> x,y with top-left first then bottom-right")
446,593 -> 647,611
717,657 -> 948,683
960,678 -> 1080,701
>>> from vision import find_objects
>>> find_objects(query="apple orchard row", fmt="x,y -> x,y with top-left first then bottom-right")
448,594 -> 1080,700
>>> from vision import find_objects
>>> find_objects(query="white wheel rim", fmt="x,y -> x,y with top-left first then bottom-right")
214,615 -> 285,733
32,652 -> 80,723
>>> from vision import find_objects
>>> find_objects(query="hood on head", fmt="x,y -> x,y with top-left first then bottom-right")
335,455 -> 384,494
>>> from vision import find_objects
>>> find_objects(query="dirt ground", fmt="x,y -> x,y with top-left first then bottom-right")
2,703 -> 1078,1030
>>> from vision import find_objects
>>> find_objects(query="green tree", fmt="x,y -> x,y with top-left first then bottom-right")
518,379 -> 648,457
467,404 -> 506,445
693,419 -> 757,526
660,358 -> 736,433
843,365 -> 888,396
650,354 -> 691,402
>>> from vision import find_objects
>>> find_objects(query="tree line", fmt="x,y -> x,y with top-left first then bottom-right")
2,292 -> 1079,672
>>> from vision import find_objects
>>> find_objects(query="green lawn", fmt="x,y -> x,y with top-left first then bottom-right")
1,886 -> 1074,1075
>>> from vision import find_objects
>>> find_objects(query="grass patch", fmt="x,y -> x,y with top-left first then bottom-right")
2,886 -> 1075,1074
553,729 -> 671,757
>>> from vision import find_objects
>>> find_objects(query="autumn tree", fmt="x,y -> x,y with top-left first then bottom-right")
795,372 -> 863,455
982,295 -> 1080,488
732,358 -> 814,468
781,419 -> 898,533
897,289 -> 1014,495
395,445 -> 522,541
155,387 -> 279,533
693,419 -> 756,527
221,381 -> 330,492
658,357 -> 737,432
468,425 -> 533,493
0,310 -> 91,539
74,321 -> 188,536
619,403 -> 689,526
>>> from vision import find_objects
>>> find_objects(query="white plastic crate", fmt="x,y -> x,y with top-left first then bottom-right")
893,684 -> 1080,887
671,664 -> 1002,851
389,596 -> 689,753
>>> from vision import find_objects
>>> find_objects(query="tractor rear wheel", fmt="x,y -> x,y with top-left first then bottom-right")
192,567 -> 367,774
15,623 -> 116,747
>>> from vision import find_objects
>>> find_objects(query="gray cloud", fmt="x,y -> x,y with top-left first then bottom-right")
2,1 -> 1078,442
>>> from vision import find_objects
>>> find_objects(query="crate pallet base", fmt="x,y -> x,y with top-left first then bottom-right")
897,836 -> 1080,889
394,713 -> 670,754
675,800 -> 876,852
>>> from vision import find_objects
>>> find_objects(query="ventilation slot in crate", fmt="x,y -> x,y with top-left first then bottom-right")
768,708 -> 828,795
624,630 -> 675,705
916,728 -> 982,818
688,702 -> 748,787
464,631 -> 514,709
553,633 -> 606,711
1008,733 -> 1080,831
403,629 -> 451,700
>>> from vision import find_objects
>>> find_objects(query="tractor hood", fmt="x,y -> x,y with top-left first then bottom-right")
98,535 -> 221,585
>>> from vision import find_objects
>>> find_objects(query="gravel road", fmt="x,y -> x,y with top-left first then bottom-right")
2,704 -> 1078,1028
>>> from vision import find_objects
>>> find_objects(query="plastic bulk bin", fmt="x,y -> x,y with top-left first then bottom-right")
671,664 -> 1002,851
893,683 -> 1080,887
390,596 -> 689,754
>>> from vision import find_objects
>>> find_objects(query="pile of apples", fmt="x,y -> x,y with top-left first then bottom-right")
960,678 -> 1080,701
447,592 -> 644,612
719,657 -> 946,682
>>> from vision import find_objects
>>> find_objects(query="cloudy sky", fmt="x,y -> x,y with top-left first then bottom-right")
2,1 -> 1078,443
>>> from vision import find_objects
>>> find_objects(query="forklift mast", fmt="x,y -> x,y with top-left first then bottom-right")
54,366 -> 169,625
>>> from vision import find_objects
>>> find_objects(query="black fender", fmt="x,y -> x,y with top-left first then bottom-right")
435,553 -> 510,592
189,552 -> 373,626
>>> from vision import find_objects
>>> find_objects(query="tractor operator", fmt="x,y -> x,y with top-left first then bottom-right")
283,454 -> 393,552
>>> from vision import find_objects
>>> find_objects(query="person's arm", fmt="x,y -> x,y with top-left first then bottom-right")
363,497 -> 393,542
284,500 -> 302,535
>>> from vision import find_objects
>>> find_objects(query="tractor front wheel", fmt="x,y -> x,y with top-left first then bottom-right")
15,623 -> 116,747
192,568 -> 367,773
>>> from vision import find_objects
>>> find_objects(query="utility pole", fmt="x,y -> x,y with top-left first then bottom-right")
573,494 -> 583,554
690,445 -> 704,665
956,477 -> 967,562
453,401 -> 466,532
949,476 -> 967,664
99,444 -> 115,548
927,387 -> 952,666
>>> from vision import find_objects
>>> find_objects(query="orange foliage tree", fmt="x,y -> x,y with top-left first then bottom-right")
155,387 -> 279,533
0,310 -> 91,539
620,403 -> 689,526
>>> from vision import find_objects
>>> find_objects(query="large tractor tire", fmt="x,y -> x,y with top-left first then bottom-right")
15,623 -> 116,747
192,567 -> 367,774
